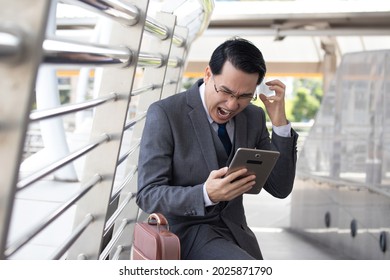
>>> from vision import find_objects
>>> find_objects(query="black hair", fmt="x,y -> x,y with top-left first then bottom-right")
208,37 -> 266,85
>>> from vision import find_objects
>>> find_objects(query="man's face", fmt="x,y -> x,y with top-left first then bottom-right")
204,61 -> 258,124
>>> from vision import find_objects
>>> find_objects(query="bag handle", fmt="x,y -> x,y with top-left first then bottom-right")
148,213 -> 169,230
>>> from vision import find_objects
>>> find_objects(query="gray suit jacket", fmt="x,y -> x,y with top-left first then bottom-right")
137,79 -> 298,259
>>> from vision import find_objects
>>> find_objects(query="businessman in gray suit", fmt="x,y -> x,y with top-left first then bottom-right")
137,38 -> 298,259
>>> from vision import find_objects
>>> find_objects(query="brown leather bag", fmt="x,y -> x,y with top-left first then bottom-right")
132,213 -> 181,260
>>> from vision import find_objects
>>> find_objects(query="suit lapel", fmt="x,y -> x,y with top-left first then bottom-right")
233,112 -> 248,152
185,80 -> 251,171
186,81 -> 219,172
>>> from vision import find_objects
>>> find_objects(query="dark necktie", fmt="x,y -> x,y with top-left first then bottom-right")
217,123 -> 232,155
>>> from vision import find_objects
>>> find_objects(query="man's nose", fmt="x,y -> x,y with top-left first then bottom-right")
225,95 -> 240,109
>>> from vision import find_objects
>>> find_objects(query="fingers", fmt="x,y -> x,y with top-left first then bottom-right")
220,169 -> 256,199
259,92 -> 274,103
265,79 -> 286,92
206,167 -> 256,203
223,167 -> 249,182
221,174 -> 256,200
259,79 -> 288,123
210,166 -> 228,179
266,80 -> 285,97
257,79 -> 285,105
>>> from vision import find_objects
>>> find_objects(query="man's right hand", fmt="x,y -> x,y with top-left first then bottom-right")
205,167 -> 255,203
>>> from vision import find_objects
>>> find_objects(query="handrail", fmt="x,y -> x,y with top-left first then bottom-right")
17,134 -> 110,191
137,52 -> 165,68
130,79 -> 178,97
145,16 -> 169,41
131,85 -> 162,96
112,245 -> 130,260
5,175 -> 102,258
60,0 -> 140,27
104,192 -> 135,235
117,141 -> 140,166
0,31 -> 22,58
30,93 -> 118,122
167,57 -> 182,68
111,166 -> 137,203
50,214 -> 94,260
124,112 -> 147,130
99,218 -> 130,260
43,38 -> 133,66
144,17 -> 186,47
0,0 -> 214,260
172,33 -> 185,48
194,0 -> 214,41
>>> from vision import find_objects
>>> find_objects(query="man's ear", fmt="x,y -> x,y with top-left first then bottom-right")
204,65 -> 212,84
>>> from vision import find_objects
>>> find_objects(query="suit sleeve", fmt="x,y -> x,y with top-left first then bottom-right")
136,103 -> 206,217
249,105 -> 298,198
264,128 -> 299,198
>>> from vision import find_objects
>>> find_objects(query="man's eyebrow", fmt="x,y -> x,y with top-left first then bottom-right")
219,85 -> 234,93
220,85 -> 253,96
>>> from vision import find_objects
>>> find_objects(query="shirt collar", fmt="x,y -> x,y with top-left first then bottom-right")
199,82 -> 214,124
199,81 -> 234,139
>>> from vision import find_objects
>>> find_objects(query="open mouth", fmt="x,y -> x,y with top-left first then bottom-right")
218,107 -> 232,119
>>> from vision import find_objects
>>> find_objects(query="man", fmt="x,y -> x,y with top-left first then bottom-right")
136,38 -> 298,259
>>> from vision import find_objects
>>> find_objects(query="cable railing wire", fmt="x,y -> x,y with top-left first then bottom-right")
144,16 -> 169,41
110,166 -> 137,203
117,141 -> 140,166
0,0 -> 214,260
50,214 -> 95,260
167,57 -> 182,68
30,93 -> 118,122
60,0 -> 140,27
112,245 -> 131,260
100,218 -> 131,260
43,38 -> 133,66
104,192 -> 136,235
137,52 -> 165,68
17,134 -> 110,191
0,31 -> 22,58
5,174 -> 102,259
124,112 -> 147,131
131,84 -> 161,97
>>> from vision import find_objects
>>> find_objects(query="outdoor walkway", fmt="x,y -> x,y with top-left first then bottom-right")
245,191 -> 349,260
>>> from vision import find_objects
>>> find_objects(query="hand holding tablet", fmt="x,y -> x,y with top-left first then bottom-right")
226,148 -> 280,194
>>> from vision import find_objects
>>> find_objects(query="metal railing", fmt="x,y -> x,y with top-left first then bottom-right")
0,0 -> 214,260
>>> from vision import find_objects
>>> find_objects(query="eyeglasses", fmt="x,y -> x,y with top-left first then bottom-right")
212,76 -> 256,101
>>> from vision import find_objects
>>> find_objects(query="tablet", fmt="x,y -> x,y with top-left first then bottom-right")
226,148 -> 280,194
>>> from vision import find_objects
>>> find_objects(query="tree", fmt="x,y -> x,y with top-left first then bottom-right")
291,87 -> 320,122
290,78 -> 323,122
